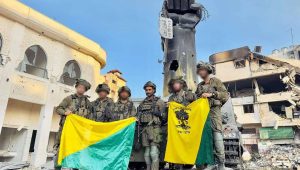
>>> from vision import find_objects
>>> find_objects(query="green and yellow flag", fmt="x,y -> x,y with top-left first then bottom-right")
58,114 -> 136,170
164,98 -> 214,165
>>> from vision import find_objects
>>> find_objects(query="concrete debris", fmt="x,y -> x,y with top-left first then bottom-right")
0,162 -> 29,170
244,145 -> 300,169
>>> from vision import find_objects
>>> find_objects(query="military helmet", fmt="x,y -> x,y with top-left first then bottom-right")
196,61 -> 214,74
168,76 -> 188,93
95,83 -> 110,94
118,86 -> 131,97
75,79 -> 91,91
143,81 -> 156,92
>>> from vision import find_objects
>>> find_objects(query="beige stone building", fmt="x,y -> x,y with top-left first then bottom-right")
0,1 -> 107,168
103,70 -> 127,101
210,46 -> 300,152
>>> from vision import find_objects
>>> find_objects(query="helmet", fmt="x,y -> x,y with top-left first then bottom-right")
143,81 -> 156,92
75,79 -> 91,91
196,61 -> 214,74
118,86 -> 131,97
95,83 -> 110,94
168,76 -> 188,93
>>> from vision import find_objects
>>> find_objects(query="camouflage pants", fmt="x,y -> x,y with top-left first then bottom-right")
210,106 -> 222,133
142,125 -> 162,147
210,106 -> 225,163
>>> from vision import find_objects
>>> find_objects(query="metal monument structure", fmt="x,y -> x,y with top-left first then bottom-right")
160,0 -> 208,96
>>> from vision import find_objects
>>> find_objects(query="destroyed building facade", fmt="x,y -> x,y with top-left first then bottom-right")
210,46 -> 300,153
0,1 -> 107,168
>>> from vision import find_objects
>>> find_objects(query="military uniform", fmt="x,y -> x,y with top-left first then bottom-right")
113,99 -> 136,120
168,78 -> 197,105
138,81 -> 165,170
90,97 -> 114,122
196,62 -> 229,170
138,96 -> 165,147
195,77 -> 228,133
54,79 -> 91,170
91,84 -> 114,122
113,86 -> 136,121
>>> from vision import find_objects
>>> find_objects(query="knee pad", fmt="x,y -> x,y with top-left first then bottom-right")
144,147 -> 151,164
150,146 -> 160,162
144,146 -> 150,157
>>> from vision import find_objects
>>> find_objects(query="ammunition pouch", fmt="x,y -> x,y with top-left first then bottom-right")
210,99 -> 222,107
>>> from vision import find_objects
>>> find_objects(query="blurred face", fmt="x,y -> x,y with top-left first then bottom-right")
98,91 -> 108,99
145,86 -> 155,97
172,82 -> 182,92
197,69 -> 209,79
76,84 -> 86,95
120,91 -> 129,100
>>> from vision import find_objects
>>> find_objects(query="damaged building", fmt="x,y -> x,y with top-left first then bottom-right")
210,46 -> 300,153
0,1 -> 110,168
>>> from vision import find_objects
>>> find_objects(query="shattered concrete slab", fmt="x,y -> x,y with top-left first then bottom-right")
244,144 -> 300,169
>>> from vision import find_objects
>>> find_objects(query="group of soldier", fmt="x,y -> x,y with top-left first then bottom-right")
54,61 -> 230,170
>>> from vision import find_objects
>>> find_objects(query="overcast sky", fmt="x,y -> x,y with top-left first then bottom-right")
21,0 -> 300,97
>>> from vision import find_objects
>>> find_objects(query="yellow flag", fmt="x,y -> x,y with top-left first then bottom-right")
164,98 -> 214,165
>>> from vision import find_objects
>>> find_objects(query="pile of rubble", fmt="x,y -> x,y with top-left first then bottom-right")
244,145 -> 300,169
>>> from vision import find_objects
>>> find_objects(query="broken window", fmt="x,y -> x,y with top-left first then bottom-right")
234,59 -> 246,69
59,60 -> 81,86
243,104 -> 254,113
269,101 -> 291,117
256,74 -> 286,94
17,45 -> 48,78
225,79 -> 254,98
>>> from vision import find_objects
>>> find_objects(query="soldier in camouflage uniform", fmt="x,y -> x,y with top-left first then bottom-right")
138,81 -> 165,170
195,61 -> 230,170
168,77 -> 197,105
91,83 -> 114,122
167,77 -> 197,170
112,86 -> 136,121
54,79 -> 92,170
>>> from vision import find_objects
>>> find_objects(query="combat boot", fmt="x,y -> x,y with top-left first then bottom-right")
217,163 -> 233,170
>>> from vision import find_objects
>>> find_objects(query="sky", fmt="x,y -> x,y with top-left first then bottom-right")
21,0 -> 300,97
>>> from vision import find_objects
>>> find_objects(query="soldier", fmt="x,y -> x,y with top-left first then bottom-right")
113,86 -> 136,121
138,81 -> 165,170
91,83 -> 114,122
167,77 -> 197,170
54,79 -> 92,170
195,61 -> 230,170
168,77 -> 197,105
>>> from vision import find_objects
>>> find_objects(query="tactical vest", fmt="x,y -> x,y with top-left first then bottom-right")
71,94 -> 90,118
169,91 -> 193,106
113,101 -> 134,120
92,98 -> 113,122
138,97 -> 161,124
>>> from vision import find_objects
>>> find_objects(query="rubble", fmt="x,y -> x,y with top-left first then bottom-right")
243,144 -> 300,169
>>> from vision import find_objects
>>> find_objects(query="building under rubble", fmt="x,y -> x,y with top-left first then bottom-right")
210,46 -> 300,153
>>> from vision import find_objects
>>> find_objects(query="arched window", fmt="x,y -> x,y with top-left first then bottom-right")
59,60 -> 81,86
17,45 -> 48,78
